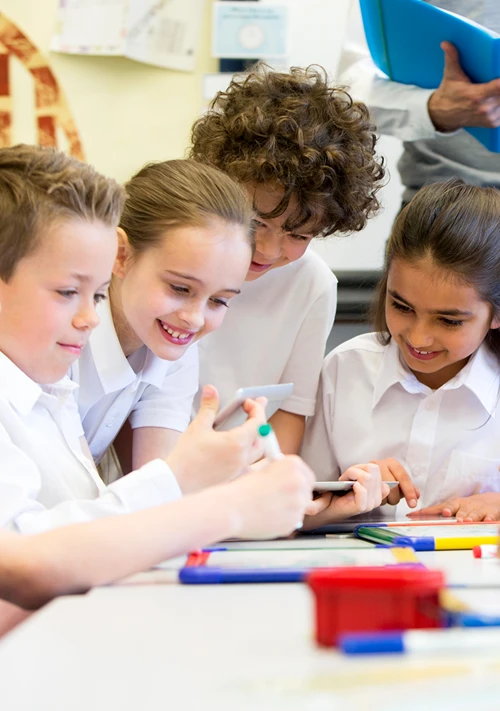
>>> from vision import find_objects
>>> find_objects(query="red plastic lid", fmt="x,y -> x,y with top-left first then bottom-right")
307,566 -> 445,592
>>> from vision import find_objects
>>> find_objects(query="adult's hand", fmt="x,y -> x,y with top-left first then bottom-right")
427,42 -> 500,132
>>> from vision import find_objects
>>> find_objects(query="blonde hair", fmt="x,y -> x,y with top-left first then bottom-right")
119,159 -> 255,252
0,144 -> 124,280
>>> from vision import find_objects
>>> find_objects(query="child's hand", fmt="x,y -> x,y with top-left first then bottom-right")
370,458 -> 420,508
227,455 -> 315,539
167,385 -> 267,494
302,464 -> 390,529
413,493 -> 500,522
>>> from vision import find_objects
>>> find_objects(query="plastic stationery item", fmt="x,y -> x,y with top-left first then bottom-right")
355,522 -> 500,551
307,566 -> 445,647
178,546 -> 419,584
359,0 -> 500,152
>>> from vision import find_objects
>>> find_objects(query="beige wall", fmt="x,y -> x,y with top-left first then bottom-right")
2,0 -> 217,182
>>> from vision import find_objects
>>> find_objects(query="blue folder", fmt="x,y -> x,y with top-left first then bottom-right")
359,0 -> 500,152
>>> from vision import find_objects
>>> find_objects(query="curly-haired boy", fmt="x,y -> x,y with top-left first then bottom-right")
190,64 -> 385,455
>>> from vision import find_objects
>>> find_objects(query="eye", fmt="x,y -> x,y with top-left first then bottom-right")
440,317 -> 463,328
391,300 -> 412,314
253,219 -> 267,230
209,297 -> 229,309
169,284 -> 190,295
288,233 -> 311,243
94,293 -> 107,305
57,289 -> 77,299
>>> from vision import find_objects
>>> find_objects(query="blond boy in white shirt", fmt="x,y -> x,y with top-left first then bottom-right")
302,179 -> 500,522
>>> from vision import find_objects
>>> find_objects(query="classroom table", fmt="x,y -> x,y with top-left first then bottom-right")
1,548 -> 500,711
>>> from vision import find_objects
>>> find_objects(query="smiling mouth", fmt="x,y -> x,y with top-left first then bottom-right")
249,260 -> 273,272
158,320 -> 195,343
406,342 -> 441,361
58,343 -> 84,354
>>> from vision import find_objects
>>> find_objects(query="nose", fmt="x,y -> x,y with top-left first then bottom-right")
255,225 -> 282,262
407,320 -> 434,349
73,303 -> 100,332
178,302 -> 205,331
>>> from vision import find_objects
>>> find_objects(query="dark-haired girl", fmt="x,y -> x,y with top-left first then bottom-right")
302,179 -> 500,521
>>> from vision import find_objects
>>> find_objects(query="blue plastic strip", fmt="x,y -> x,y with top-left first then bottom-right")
179,567 -> 307,585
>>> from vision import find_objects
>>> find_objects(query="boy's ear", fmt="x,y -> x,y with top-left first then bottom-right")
113,227 -> 133,279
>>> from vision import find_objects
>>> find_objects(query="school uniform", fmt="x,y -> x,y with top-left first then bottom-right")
0,352 -> 181,534
70,298 -> 198,464
301,332 -> 500,509
197,250 -> 337,417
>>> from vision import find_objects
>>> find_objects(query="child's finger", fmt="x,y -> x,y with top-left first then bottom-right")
411,500 -> 457,518
237,402 -> 268,440
352,480 -> 368,513
387,462 -> 418,508
305,492 -> 333,516
241,396 -> 268,415
192,385 -> 220,429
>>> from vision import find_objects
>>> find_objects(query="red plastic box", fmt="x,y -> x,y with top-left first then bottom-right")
307,567 -> 445,647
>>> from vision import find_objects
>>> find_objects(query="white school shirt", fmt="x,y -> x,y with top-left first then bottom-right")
301,333 -> 500,510
0,352 -> 181,534
197,250 -> 337,417
70,298 -> 198,464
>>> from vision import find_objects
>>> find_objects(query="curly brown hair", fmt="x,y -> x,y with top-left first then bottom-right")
190,64 -> 386,237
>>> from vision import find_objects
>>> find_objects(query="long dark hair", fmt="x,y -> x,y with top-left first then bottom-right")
371,179 -> 500,362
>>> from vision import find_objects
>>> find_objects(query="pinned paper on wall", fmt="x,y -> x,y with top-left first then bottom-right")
212,1 -> 288,59
51,0 -> 206,72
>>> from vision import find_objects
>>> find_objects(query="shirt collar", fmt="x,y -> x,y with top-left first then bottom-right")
453,343 -> 500,417
372,338 -> 500,416
372,338 -> 425,408
0,352 -> 78,415
88,298 -> 171,393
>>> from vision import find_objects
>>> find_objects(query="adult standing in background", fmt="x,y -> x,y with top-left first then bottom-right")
339,1 -> 500,207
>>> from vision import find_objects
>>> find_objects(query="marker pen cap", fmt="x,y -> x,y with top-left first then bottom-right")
339,631 -> 405,655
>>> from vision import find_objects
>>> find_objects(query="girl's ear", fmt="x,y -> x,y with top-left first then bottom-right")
490,314 -> 500,330
113,228 -> 133,279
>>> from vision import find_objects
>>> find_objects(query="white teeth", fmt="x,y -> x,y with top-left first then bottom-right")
414,348 -> 430,354
160,322 -> 190,340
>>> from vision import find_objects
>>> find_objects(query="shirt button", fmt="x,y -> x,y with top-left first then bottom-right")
106,419 -> 115,428
412,465 -> 422,475
425,400 -> 436,411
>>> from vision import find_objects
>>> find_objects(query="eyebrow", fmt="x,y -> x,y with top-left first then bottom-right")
70,273 -> 110,288
164,270 -> 241,295
388,289 -> 474,317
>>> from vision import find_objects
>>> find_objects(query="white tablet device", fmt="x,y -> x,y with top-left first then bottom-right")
313,481 -> 400,493
213,383 -> 294,431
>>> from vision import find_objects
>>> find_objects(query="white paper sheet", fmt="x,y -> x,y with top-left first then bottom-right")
51,0 -> 206,71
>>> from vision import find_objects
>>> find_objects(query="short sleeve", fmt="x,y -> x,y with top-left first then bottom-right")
279,276 -> 337,417
129,345 -> 199,432
300,355 -> 341,481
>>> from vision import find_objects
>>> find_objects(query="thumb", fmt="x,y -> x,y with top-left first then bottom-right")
193,384 -> 219,429
366,462 -> 381,477
441,41 -> 469,83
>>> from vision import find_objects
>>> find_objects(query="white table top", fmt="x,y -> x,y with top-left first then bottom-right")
1,549 -> 500,711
